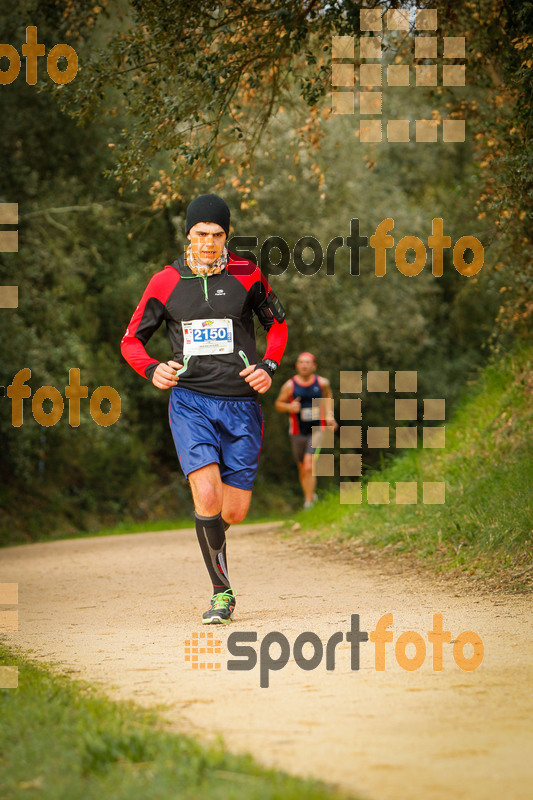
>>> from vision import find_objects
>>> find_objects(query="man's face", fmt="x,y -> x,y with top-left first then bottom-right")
187,222 -> 227,266
296,355 -> 316,378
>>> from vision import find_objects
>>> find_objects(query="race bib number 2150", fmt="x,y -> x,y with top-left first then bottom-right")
182,318 -> 234,356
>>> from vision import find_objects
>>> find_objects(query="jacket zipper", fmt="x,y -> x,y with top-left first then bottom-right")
179,272 -> 209,301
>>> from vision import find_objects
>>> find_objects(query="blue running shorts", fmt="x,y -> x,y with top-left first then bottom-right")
169,386 -> 264,491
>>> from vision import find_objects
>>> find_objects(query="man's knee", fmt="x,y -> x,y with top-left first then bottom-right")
224,508 -> 247,525
302,455 -> 313,474
190,469 -> 222,515
222,484 -> 252,525
194,492 -> 220,516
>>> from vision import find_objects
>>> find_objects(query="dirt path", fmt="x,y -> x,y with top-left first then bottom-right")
1,524 -> 532,800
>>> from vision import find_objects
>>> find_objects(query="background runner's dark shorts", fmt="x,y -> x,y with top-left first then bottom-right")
290,433 -> 316,463
169,386 -> 264,491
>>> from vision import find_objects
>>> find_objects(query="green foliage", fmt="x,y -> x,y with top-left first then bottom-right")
0,4 -> 189,541
0,0 -> 530,542
217,107 -> 503,488
81,729 -> 156,774
297,347 -> 533,583
0,646 -> 354,799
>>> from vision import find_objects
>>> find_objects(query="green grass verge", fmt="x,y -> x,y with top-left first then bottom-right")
1,513 -> 285,549
0,646 -> 353,800
91,513 -> 283,539
294,347 -> 533,584
0,518 -> 195,548
76,518 -> 195,538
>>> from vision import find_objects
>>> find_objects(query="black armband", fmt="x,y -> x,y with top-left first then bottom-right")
255,289 -> 286,330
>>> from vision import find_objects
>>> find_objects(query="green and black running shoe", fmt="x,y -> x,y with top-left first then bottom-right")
202,590 -> 236,624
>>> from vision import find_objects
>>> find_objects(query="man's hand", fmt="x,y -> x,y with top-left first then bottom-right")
287,397 -> 301,414
326,417 -> 338,431
152,360 -> 183,390
239,364 -> 272,394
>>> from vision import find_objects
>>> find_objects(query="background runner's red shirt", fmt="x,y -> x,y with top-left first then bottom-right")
121,252 -> 288,397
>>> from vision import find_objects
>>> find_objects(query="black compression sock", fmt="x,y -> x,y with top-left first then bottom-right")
195,512 -> 231,595
222,519 -> 230,532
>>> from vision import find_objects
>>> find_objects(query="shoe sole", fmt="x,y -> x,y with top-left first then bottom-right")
202,614 -> 233,625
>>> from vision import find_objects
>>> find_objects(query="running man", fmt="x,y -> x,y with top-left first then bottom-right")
121,194 -> 288,623
275,352 -> 337,509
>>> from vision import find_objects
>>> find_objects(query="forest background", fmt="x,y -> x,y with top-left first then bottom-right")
0,0 -> 531,542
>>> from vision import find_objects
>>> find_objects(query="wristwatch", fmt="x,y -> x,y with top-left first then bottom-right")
255,359 -> 278,378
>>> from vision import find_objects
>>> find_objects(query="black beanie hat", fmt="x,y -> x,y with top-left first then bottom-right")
185,194 -> 230,236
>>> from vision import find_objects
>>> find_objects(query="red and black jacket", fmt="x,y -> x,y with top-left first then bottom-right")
121,252 -> 288,397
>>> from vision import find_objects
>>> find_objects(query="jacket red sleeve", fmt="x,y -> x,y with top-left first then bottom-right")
255,269 -> 288,364
264,318 -> 288,364
120,268 -> 179,379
